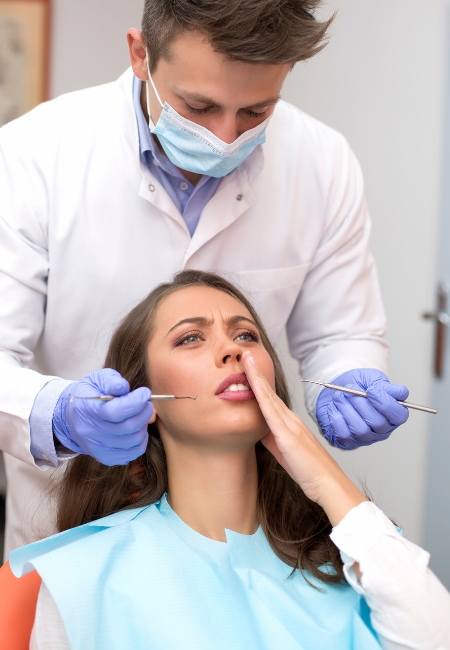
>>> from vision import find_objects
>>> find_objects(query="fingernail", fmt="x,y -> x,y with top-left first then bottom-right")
246,354 -> 256,367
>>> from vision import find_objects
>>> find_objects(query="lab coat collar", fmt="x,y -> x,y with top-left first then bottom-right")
137,139 -> 265,263
116,68 -> 143,175
115,68 -> 191,233
117,67 -> 266,261
184,144 -> 264,263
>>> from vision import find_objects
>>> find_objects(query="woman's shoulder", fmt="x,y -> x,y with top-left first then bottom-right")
9,502 -> 157,580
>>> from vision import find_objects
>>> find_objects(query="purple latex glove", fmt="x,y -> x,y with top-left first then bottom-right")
316,368 -> 409,450
53,368 -> 153,466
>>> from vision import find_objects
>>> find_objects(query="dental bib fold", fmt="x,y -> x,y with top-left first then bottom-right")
10,494 -> 381,650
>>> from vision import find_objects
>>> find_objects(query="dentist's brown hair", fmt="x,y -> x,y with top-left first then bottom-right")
142,0 -> 333,72
57,270 -> 343,584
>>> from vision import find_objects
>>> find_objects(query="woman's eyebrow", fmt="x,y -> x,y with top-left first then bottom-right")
225,315 -> 258,328
166,315 -> 257,336
167,317 -> 213,335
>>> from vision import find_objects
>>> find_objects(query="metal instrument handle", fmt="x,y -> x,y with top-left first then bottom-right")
72,394 -> 197,402
301,380 -> 438,414
323,384 -> 437,413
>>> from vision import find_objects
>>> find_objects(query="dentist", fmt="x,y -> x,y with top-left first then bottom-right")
0,0 -> 408,555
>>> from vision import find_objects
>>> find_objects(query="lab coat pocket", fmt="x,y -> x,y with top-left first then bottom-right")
236,264 -> 311,342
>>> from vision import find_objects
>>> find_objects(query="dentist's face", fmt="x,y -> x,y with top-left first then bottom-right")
128,28 -> 290,144
147,285 -> 275,450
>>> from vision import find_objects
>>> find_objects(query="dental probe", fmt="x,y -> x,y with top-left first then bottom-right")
300,380 -> 437,414
72,395 -> 197,402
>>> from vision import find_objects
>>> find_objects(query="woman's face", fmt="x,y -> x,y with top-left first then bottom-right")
147,285 -> 275,450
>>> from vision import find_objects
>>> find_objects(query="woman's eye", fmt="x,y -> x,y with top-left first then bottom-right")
183,336 -> 199,344
175,331 -> 204,346
235,330 -> 259,343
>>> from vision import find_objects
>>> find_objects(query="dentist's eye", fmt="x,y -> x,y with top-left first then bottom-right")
175,330 -> 204,346
245,109 -> 267,118
235,330 -> 260,343
185,104 -> 214,115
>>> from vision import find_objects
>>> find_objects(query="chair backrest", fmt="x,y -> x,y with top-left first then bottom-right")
0,562 -> 42,650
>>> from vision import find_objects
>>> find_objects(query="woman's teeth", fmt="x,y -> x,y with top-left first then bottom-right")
224,383 -> 250,392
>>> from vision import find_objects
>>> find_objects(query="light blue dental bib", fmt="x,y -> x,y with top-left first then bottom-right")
10,495 -> 381,650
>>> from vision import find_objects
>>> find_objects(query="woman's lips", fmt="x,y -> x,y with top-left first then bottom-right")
217,388 -> 255,401
215,372 -> 255,401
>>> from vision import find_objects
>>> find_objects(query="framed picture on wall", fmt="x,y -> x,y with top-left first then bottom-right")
0,0 -> 50,128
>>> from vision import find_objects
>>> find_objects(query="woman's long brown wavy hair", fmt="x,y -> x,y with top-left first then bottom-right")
57,270 -> 344,583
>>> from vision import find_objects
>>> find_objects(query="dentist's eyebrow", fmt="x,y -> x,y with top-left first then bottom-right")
243,97 -> 280,110
173,88 -> 280,110
166,315 -> 257,336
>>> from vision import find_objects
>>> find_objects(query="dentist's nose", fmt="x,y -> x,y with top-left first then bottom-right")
209,115 -> 240,144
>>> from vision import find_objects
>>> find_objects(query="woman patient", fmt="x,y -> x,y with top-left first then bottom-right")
10,270 -> 450,649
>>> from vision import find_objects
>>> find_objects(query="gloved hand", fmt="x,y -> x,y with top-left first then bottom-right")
316,368 -> 409,450
53,368 -> 153,466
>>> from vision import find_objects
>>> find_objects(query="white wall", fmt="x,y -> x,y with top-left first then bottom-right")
47,0 -> 446,545
50,0 -> 144,98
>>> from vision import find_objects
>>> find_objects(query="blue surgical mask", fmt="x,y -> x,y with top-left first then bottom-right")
146,67 -> 271,178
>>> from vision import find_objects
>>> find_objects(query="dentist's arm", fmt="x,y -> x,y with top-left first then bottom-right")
285,137 -> 395,448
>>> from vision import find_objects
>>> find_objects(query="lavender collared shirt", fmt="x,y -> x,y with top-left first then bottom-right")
132,75 -> 223,235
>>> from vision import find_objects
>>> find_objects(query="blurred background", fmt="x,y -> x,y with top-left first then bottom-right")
0,0 -> 449,586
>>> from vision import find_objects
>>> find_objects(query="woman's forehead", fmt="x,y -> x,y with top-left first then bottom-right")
155,285 -> 252,328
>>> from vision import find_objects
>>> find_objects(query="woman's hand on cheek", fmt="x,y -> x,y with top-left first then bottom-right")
242,351 -> 368,526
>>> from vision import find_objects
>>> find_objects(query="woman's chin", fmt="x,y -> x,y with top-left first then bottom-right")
161,422 -> 267,451
203,419 -> 269,449
157,402 -> 268,450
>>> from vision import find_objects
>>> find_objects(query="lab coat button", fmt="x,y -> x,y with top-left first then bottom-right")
236,194 -> 243,201
149,184 -> 155,192
179,182 -> 189,191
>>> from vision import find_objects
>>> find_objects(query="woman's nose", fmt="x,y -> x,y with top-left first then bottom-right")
218,337 -> 243,366
222,352 -> 242,364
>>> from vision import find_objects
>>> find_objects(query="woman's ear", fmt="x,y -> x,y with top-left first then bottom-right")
148,405 -> 157,424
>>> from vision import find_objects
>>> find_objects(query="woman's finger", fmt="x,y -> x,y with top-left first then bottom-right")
242,352 -> 292,432
242,351 -> 291,415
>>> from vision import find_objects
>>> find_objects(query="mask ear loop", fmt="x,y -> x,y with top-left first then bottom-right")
146,53 -> 164,130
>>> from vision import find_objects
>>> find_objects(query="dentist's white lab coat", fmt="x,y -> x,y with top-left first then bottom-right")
0,69 -> 388,554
